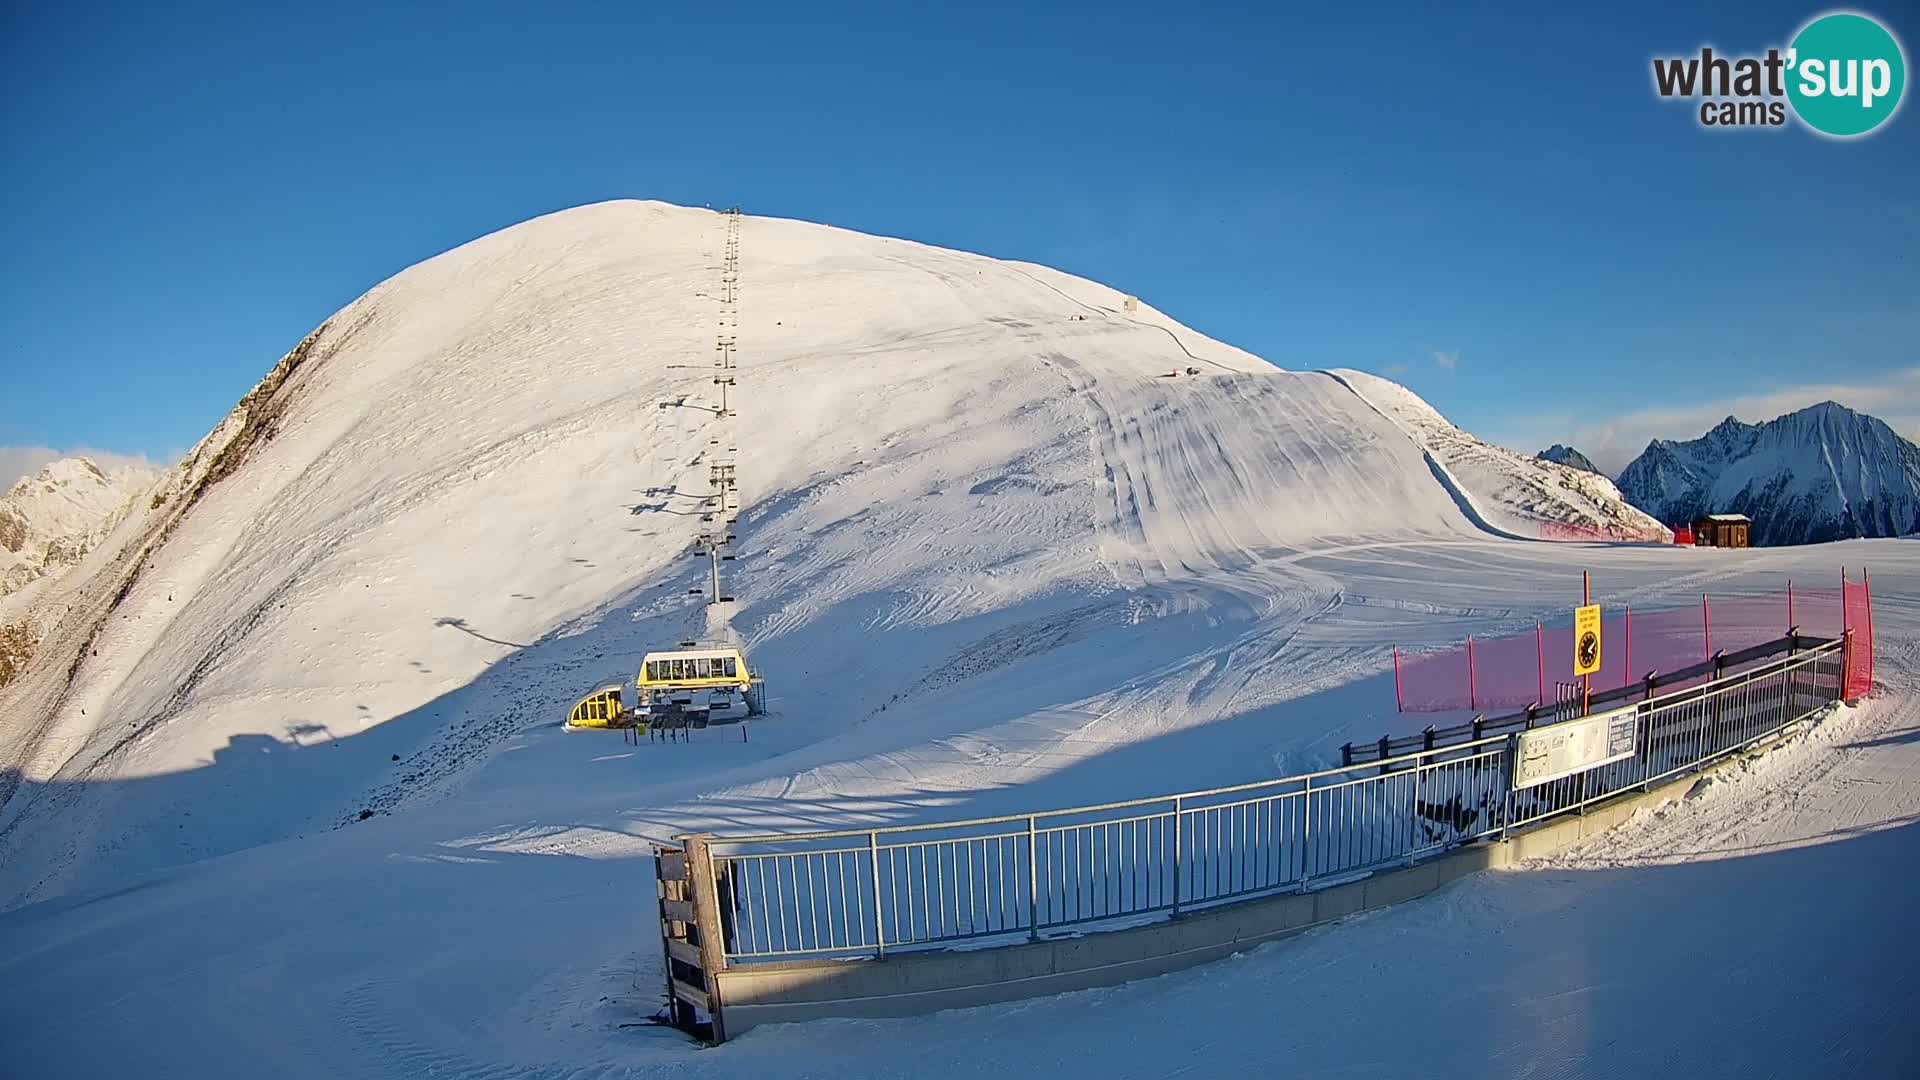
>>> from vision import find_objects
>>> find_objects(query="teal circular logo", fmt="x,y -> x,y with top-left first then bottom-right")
1787,12 -> 1906,137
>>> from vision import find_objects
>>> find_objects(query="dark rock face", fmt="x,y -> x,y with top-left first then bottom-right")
1537,444 -> 1601,476
0,510 -> 25,554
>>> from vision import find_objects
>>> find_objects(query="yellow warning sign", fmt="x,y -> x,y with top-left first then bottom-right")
1574,603 -> 1602,676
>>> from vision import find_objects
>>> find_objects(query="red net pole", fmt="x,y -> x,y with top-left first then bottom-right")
1582,572 -> 1591,715
1624,604 -> 1632,690
1536,623 -> 1545,705
1865,568 -> 1875,693
1466,634 -> 1482,711
1702,593 -> 1712,663
1468,636 -> 1477,712
1393,645 -> 1403,713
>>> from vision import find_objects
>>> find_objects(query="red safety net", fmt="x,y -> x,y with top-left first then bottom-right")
1394,576 -> 1875,713
1845,572 -> 1874,701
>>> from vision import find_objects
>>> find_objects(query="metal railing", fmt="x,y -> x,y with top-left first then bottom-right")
1349,631 -> 1832,765
697,637 -> 1848,963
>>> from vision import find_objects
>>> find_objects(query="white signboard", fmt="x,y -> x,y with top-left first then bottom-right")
1511,705 -> 1639,789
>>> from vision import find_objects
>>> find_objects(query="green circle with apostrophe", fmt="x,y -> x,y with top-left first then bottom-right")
1787,12 -> 1906,137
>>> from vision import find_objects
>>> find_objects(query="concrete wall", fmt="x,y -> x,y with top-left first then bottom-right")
713,724 -> 1802,1037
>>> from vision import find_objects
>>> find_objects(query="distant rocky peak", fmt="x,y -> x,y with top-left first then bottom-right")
1616,402 -> 1920,545
0,455 -> 162,598
1536,444 -> 1602,476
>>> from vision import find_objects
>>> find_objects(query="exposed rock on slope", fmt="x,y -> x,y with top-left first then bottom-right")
0,456 -> 162,689
0,322 -> 340,798
1537,444 -> 1602,476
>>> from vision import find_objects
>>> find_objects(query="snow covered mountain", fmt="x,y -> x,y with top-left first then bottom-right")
1537,444 -> 1601,476
0,456 -> 158,599
0,199 -> 1913,1079
1331,372 -> 1667,541
1616,402 -> 1920,545
0,200 -> 1660,910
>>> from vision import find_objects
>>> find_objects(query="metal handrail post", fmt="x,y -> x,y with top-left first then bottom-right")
1026,816 -> 1039,941
1299,777 -> 1312,889
1502,735 -> 1516,840
1409,753 -> 1422,863
1171,797 -> 1183,915
869,831 -> 885,958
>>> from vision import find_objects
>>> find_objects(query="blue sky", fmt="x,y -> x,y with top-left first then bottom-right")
2,0 -> 1916,482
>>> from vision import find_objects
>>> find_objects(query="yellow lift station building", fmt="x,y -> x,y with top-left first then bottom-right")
638,646 -> 752,693
566,646 -> 758,730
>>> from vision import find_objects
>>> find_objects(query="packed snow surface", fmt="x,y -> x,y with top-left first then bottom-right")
0,201 -> 1909,1078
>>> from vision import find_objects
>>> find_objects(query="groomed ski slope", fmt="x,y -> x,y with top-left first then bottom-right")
0,201 -> 1908,1077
